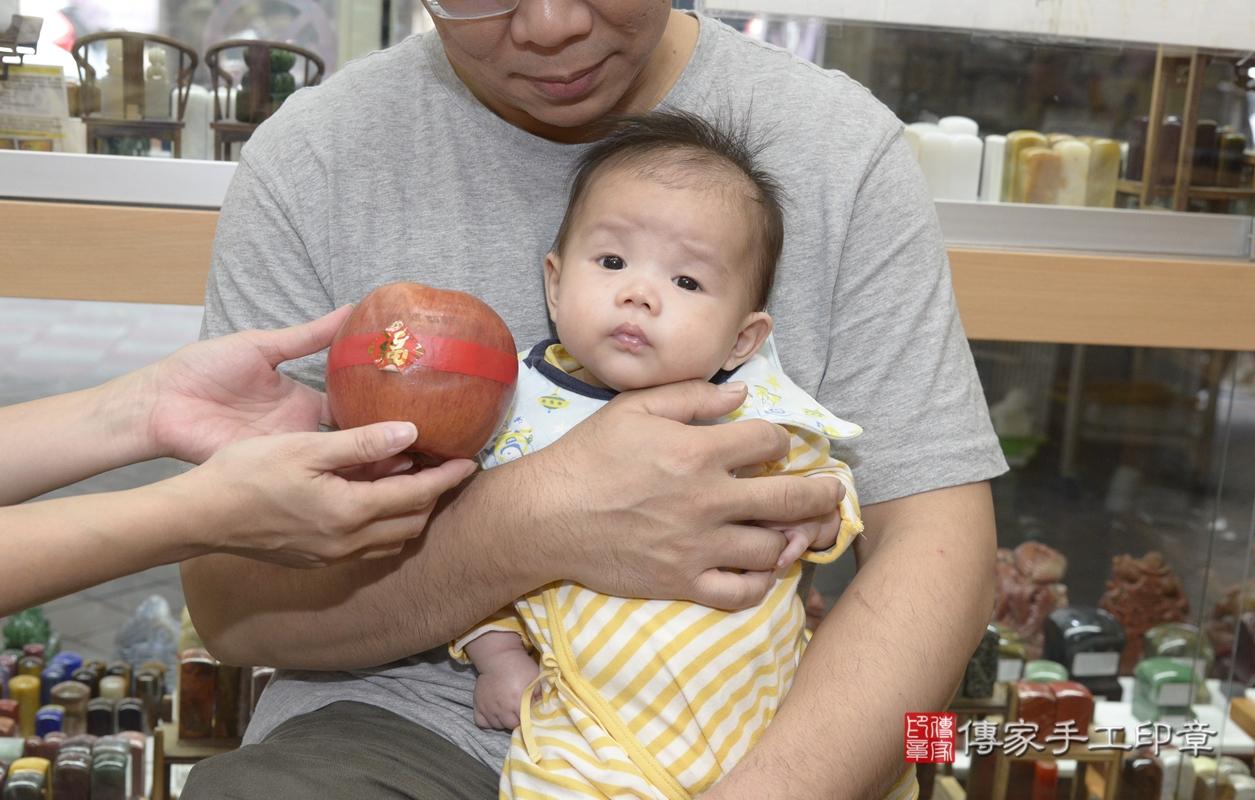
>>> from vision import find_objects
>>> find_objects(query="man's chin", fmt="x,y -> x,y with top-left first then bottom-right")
522,99 -> 620,132
508,79 -> 638,132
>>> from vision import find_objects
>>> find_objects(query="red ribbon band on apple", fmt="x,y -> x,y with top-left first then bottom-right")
327,331 -> 518,386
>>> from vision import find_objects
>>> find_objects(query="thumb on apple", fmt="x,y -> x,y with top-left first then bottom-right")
305,421 -> 419,471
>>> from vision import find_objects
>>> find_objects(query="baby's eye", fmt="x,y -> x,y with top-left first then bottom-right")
598,256 -> 626,270
674,276 -> 701,291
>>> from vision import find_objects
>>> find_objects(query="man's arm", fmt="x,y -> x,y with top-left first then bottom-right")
706,481 -> 996,800
184,379 -> 844,668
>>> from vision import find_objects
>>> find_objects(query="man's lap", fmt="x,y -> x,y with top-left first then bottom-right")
180,701 -> 499,800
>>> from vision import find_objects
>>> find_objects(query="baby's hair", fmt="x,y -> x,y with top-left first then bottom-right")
552,109 -> 784,312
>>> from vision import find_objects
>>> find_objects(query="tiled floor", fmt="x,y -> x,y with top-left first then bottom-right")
1,296 -> 205,661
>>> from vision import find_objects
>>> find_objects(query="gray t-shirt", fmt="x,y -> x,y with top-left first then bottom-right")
205,13 -> 1006,770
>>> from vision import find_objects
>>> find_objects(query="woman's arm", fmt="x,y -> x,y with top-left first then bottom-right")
0,375 -> 157,506
0,307 -> 352,505
1,422 -> 474,617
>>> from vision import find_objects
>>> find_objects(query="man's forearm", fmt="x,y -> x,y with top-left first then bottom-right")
710,481 -> 997,800
182,459 -> 553,669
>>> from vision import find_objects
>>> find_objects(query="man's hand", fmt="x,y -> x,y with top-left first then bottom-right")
141,306 -> 353,465
167,421 -> 475,568
526,379 -> 844,610
761,476 -> 846,567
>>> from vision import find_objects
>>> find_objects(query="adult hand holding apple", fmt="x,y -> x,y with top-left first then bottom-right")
326,282 -> 517,462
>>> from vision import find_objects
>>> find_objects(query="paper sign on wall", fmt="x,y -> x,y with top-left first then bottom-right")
0,64 -> 68,151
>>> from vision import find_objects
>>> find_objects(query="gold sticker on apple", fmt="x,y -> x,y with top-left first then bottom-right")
368,320 -> 424,373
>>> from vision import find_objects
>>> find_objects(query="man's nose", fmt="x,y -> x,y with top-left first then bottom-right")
511,0 -> 594,50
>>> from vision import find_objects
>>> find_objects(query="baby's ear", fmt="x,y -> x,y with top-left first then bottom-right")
723,311 -> 773,371
543,253 -> 562,322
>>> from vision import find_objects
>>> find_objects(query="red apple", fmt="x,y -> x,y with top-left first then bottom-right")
326,282 -> 517,461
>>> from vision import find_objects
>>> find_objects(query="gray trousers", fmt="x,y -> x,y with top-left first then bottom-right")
180,702 -> 499,800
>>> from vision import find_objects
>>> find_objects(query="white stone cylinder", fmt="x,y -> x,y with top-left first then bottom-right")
1231,774 -> 1255,800
939,116 -> 979,137
180,84 -> 211,160
903,125 -> 922,160
947,133 -> 983,202
101,39 -> 124,117
1159,749 -> 1195,800
61,118 -> 87,154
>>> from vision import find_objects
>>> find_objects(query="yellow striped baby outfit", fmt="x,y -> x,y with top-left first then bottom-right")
455,340 -> 911,800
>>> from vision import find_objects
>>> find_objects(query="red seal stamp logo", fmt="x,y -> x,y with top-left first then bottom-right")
905,713 -> 955,763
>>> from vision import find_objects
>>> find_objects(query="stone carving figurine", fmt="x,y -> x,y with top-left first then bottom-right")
3,607 -> 60,655
236,48 -> 299,124
144,47 -> 170,119
100,38 -> 124,117
994,541 -> 1069,660
1099,552 -> 1189,675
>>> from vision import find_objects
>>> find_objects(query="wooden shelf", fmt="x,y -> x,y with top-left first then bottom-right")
1118,179 -> 1255,202
949,248 -> 1255,351
4,199 -> 1255,351
151,723 -> 241,800
1,199 -> 216,305
949,683 -> 1011,715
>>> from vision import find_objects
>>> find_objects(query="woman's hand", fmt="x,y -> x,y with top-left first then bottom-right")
142,306 -> 353,465
0,419 -> 476,615
167,420 -> 476,568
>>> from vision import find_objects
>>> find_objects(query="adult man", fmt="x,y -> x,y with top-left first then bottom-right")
182,1 -> 1006,798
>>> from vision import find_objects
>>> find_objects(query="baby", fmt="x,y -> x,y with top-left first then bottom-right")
454,110 -> 865,800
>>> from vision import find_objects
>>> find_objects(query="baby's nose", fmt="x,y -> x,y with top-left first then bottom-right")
618,280 -> 657,311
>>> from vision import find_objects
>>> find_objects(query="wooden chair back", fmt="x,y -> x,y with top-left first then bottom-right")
204,39 -> 325,125
71,31 -> 198,120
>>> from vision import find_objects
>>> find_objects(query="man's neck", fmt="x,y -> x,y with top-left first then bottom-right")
610,10 -> 700,126
448,10 -> 699,145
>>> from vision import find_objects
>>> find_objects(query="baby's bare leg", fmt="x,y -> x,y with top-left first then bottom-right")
464,630 -> 541,730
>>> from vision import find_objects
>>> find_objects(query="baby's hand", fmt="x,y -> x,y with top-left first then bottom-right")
471,646 -> 541,731
466,648 -> 534,728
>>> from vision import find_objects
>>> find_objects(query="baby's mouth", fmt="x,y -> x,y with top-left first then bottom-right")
611,324 -> 649,350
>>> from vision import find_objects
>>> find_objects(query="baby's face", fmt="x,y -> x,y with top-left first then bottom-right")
545,169 -> 767,392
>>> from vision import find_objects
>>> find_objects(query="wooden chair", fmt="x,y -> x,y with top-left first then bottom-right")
204,39 -> 325,161
71,31 -> 197,157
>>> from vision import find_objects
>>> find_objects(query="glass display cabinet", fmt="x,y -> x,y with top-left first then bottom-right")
696,1 -> 1255,797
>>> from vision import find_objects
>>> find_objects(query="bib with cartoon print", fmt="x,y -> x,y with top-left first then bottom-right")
479,338 -> 861,469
